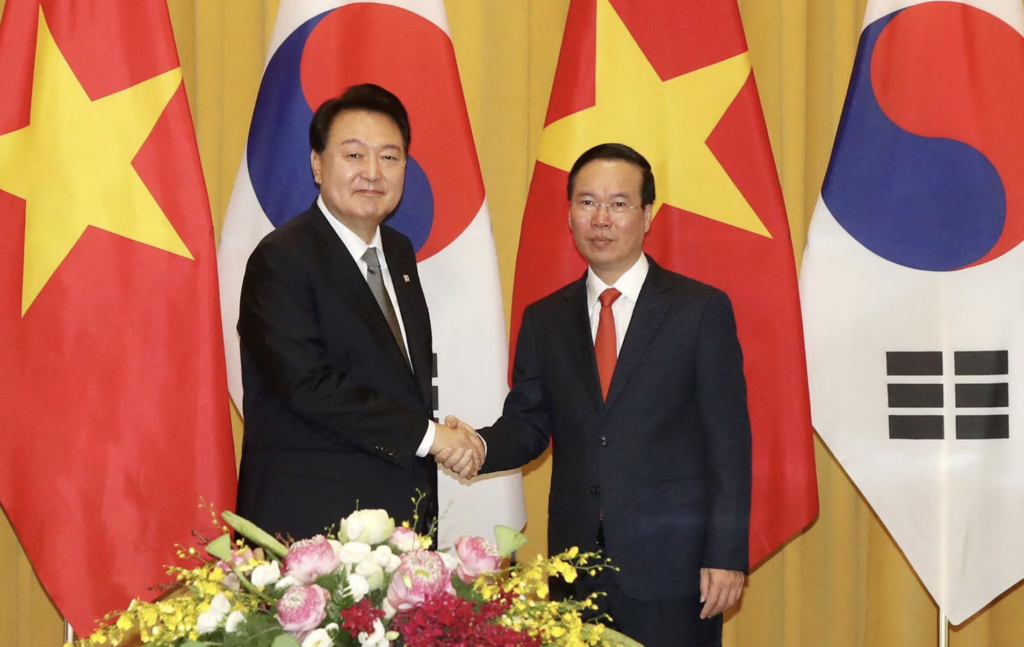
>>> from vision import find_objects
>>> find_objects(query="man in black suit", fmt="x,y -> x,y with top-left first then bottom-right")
441,144 -> 751,647
235,84 -> 483,541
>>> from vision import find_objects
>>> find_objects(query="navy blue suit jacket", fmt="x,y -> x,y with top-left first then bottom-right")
479,257 -> 751,600
235,203 -> 436,539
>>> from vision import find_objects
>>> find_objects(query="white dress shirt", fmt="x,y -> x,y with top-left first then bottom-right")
318,197 -> 434,456
586,253 -> 650,353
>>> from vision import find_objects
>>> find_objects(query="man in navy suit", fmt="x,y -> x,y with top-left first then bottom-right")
235,84 -> 483,541
441,143 -> 751,647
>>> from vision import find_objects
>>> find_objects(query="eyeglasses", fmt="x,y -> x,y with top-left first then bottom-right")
571,199 -> 643,216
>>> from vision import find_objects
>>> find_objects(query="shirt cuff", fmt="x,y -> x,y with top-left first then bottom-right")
415,421 -> 435,457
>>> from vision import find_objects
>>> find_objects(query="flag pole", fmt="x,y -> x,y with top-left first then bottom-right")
939,610 -> 949,647
64,620 -> 75,644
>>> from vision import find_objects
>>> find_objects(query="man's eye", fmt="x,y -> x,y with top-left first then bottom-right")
346,152 -> 361,159
580,199 -> 596,207
612,201 -> 627,208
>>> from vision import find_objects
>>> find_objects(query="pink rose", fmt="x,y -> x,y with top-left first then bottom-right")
386,549 -> 454,611
454,536 -> 501,583
387,527 -> 418,553
277,584 -> 329,641
285,535 -> 341,583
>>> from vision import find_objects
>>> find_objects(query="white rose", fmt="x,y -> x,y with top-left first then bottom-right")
302,625 -> 337,647
196,609 -> 222,635
209,593 -> 231,616
381,597 -> 397,620
343,573 -> 370,602
224,610 -> 246,633
384,553 -> 401,574
251,561 -> 282,587
340,510 -> 395,544
358,619 -> 389,647
274,575 -> 301,590
369,545 -> 394,568
354,560 -> 385,591
336,541 -> 372,565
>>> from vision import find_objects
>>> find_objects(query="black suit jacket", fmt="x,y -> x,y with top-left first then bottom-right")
479,257 -> 751,600
235,203 -> 437,540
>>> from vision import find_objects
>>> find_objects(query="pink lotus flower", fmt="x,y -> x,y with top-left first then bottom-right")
285,535 -> 341,584
388,526 -> 418,552
277,584 -> 329,641
454,536 -> 502,583
385,549 -> 454,611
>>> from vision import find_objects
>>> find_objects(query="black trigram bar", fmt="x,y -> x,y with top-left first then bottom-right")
889,415 -> 944,439
431,385 -> 439,414
887,351 -> 943,376
888,383 -> 943,408
955,383 -> 1009,408
956,415 -> 1009,440
954,351 -> 1008,376
431,352 -> 439,379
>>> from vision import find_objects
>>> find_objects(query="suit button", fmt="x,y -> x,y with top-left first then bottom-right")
598,436 -> 608,446
589,485 -> 600,495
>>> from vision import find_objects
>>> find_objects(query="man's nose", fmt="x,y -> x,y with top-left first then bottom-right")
361,156 -> 381,180
591,207 -> 612,227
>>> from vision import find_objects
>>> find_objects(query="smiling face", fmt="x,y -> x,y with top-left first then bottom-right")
568,159 -> 653,285
311,109 -> 407,242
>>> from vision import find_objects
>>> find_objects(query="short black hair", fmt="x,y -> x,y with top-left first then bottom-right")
566,143 -> 655,207
309,84 -> 411,153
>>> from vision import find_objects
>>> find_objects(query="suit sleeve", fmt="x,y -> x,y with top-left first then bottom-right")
695,291 -> 753,572
238,240 -> 428,466
478,308 -> 552,472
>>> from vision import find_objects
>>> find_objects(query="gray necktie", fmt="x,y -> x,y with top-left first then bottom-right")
362,247 -> 410,366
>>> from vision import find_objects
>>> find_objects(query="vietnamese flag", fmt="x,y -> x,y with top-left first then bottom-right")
511,0 -> 817,566
0,0 -> 236,634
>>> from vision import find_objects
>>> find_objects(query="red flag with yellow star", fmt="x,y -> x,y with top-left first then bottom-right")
512,0 -> 817,566
0,0 -> 236,632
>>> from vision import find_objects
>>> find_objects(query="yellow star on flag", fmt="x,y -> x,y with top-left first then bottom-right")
537,0 -> 771,238
0,8 -> 193,316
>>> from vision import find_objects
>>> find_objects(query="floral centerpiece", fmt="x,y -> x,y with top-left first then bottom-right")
69,506 -> 641,647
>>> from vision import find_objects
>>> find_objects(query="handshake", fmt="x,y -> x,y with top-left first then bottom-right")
429,415 -> 484,479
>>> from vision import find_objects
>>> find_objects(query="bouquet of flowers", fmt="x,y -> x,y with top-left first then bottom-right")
69,506 -> 641,647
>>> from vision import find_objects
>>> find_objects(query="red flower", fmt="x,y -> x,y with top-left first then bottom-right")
338,598 -> 386,638
394,593 -> 539,647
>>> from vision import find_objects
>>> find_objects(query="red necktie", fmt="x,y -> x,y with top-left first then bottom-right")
595,288 -> 621,400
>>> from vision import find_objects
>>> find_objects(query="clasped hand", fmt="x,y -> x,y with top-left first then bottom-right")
429,415 -> 485,479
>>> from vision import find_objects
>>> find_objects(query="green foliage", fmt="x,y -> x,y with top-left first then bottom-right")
216,611 -> 290,647
450,572 -> 484,604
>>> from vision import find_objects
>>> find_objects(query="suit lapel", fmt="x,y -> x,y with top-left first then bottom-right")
604,259 -> 672,410
308,211 -> 417,384
561,275 -> 605,411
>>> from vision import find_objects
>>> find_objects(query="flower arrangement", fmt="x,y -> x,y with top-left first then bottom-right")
69,506 -> 641,647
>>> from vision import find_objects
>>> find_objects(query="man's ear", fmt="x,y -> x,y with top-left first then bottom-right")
310,149 -> 322,184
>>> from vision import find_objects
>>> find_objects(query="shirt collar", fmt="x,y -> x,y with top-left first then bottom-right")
586,254 -> 650,310
317,195 -> 384,265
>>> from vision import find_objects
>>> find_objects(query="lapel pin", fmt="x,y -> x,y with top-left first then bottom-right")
403,274 -> 410,283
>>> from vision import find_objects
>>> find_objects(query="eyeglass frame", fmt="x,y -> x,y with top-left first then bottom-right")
570,199 -> 645,216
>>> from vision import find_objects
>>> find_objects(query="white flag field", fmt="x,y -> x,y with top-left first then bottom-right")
800,0 -> 1024,624
217,0 -> 525,548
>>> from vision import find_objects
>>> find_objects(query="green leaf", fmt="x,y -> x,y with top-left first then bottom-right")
222,511 -> 289,559
206,533 -> 234,562
493,524 -> 529,558
599,626 -> 646,647
271,633 -> 303,647
450,572 -> 484,603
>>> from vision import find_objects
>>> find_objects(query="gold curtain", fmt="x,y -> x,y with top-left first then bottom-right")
2,1 -> 1023,644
